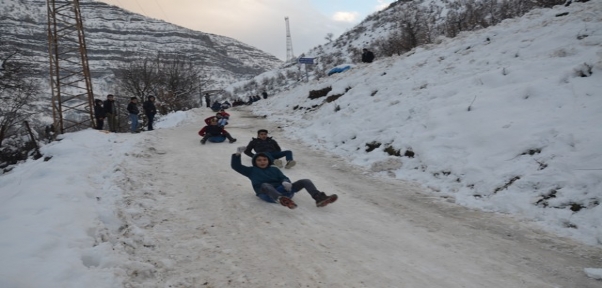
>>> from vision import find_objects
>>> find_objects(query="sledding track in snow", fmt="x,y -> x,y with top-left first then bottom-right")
113,107 -> 602,288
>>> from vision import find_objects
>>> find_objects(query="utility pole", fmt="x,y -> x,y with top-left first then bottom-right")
47,0 -> 95,134
284,17 -> 295,63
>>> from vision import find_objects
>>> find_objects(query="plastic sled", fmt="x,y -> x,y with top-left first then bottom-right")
208,135 -> 226,143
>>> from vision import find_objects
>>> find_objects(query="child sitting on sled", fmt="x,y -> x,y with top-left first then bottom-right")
198,118 -> 237,144
230,146 -> 337,209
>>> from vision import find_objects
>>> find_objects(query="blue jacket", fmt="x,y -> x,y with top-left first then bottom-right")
231,152 -> 290,195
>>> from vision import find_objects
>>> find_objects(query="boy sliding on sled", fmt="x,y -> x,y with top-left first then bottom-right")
231,146 -> 337,209
244,129 -> 296,169
198,118 -> 237,144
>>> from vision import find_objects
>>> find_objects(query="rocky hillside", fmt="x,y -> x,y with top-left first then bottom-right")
0,0 -> 282,93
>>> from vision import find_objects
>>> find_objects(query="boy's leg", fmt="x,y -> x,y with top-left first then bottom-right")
291,179 -> 320,198
129,114 -> 137,132
270,151 -> 286,160
292,179 -> 337,207
270,151 -> 295,168
260,183 -> 296,209
259,183 -> 282,200
106,113 -> 115,132
269,151 -> 286,167
223,132 -> 237,143
200,134 -> 210,144
282,150 -> 293,161
147,114 -> 154,130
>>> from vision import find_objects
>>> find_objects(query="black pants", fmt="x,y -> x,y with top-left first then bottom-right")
201,132 -> 234,142
146,114 -> 155,131
95,117 -> 104,130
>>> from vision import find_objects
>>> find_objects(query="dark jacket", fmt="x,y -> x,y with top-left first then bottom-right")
198,125 -> 228,137
103,99 -> 116,114
94,103 -> 106,118
244,137 -> 281,157
127,102 -> 139,115
362,50 -> 375,63
143,100 -> 156,116
211,101 -> 222,112
231,153 -> 290,195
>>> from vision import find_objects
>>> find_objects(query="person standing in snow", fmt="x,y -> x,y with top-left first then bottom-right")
231,146 -> 337,209
93,99 -> 105,130
103,94 -> 117,132
243,129 -> 296,169
143,96 -> 157,131
205,93 -> 211,108
361,48 -> 375,63
127,97 -> 139,133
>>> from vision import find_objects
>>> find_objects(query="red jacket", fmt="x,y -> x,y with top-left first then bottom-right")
198,125 -> 229,137
204,111 -> 230,125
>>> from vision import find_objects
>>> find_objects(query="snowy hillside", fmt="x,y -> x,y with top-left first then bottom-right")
246,1 -> 602,245
0,0 -> 282,92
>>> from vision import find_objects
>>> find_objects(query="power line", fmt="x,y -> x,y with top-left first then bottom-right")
133,0 -> 148,17
152,0 -> 171,23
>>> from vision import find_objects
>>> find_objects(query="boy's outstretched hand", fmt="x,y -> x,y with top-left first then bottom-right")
235,146 -> 247,155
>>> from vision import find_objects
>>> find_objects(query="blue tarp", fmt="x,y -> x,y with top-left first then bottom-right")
327,65 -> 351,76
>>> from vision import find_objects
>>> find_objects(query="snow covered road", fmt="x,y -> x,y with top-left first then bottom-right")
114,107 -> 602,288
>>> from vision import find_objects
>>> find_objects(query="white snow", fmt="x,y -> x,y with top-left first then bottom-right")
1,1 -> 602,287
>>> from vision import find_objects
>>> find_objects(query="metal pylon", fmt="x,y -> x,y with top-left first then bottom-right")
284,17 -> 295,62
47,0 -> 95,134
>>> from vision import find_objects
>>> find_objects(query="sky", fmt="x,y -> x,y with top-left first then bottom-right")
1,0 -> 602,287
96,0 -> 394,60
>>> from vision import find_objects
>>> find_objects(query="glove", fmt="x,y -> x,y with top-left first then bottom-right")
282,181 -> 293,192
236,146 -> 247,155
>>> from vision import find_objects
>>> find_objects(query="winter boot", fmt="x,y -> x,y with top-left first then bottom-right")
229,138 -> 237,143
313,192 -> 338,207
200,139 -> 207,145
277,196 -> 297,209
284,160 -> 296,169
273,159 -> 284,168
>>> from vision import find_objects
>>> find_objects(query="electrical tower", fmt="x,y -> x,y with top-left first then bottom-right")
47,0 -> 95,134
284,17 -> 295,62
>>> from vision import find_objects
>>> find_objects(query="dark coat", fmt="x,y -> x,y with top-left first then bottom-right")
103,99 -> 116,114
143,100 -> 156,116
231,153 -> 290,195
127,102 -> 139,115
211,101 -> 222,112
244,137 -> 281,157
94,103 -> 106,118
362,50 -> 375,63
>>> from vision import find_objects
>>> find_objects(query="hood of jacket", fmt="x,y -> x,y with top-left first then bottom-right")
252,152 -> 273,167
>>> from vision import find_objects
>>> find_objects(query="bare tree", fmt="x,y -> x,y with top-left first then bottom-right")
114,57 -> 160,100
0,49 -> 39,147
114,53 -> 208,113
157,53 -> 206,111
325,33 -> 334,43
